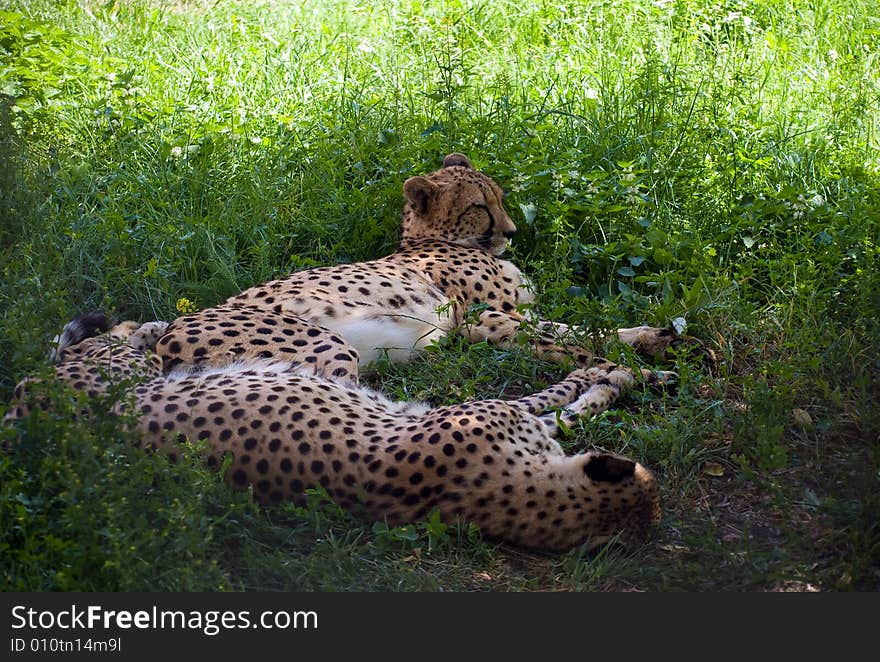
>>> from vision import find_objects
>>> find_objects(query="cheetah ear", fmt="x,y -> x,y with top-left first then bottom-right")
403,176 -> 438,215
443,153 -> 473,169
582,453 -> 636,483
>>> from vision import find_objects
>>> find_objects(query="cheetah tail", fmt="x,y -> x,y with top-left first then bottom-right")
48,310 -> 110,363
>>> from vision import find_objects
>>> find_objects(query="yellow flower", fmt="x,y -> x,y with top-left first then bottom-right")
176,297 -> 196,314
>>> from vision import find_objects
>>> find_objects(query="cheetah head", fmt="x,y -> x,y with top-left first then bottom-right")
579,452 -> 662,547
401,153 -> 517,256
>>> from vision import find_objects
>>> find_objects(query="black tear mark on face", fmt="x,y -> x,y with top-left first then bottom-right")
583,454 -> 636,483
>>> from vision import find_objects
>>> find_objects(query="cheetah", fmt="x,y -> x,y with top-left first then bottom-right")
6,318 -> 661,551
154,154 -> 700,394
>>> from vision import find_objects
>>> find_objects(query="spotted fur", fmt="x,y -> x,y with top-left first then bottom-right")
4,154 -> 693,548
156,303 -> 360,385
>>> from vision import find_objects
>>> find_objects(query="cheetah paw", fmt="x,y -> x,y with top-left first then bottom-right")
640,368 -> 678,389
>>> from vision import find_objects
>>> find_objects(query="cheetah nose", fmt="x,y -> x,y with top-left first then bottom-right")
503,229 -> 516,239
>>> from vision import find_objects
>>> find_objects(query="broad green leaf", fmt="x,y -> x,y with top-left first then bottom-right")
518,202 -> 537,225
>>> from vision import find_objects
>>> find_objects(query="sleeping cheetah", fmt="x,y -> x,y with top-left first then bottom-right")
154,154 -> 699,395
6,318 -> 661,551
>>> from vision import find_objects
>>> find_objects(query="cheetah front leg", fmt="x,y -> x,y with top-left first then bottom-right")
509,364 -> 630,415
543,368 -> 640,436
461,310 -> 676,387
508,365 -> 640,438
615,325 -> 713,364
127,321 -> 170,351
461,309 -> 600,366
536,319 -> 713,367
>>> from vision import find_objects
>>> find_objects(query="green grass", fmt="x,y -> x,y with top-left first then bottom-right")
1,0 -> 878,591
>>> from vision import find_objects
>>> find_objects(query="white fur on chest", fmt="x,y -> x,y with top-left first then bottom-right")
325,307 -> 453,365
